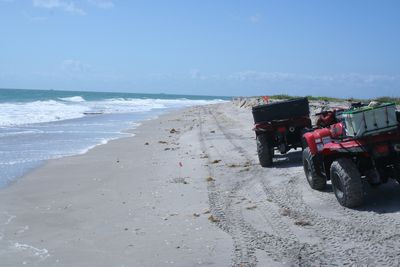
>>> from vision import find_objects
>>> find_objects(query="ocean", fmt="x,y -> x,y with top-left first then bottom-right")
0,88 -> 229,187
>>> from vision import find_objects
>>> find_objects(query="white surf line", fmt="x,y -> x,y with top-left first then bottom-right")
1,212 -> 16,225
12,242 -> 50,259
16,225 -> 29,234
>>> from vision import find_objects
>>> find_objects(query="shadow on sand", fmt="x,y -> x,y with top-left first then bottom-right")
357,180 -> 400,213
268,150 -> 400,213
272,150 -> 303,168
323,181 -> 400,213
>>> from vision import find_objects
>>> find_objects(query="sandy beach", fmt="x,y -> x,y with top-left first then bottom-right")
1,102 -> 400,266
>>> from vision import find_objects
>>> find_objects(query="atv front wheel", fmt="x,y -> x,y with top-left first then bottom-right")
256,134 -> 274,167
330,158 -> 364,208
303,148 -> 326,190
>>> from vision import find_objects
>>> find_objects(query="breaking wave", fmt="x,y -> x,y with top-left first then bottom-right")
0,97 -> 225,126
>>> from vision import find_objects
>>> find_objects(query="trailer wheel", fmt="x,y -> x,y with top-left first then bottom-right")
256,134 -> 273,167
330,158 -> 364,208
303,148 -> 326,190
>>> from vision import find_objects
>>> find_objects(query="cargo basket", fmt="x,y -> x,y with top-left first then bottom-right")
342,103 -> 398,138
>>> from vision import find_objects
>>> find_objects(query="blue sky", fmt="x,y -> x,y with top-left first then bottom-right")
0,0 -> 399,97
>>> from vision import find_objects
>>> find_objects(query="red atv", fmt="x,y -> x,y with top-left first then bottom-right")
303,103 -> 400,208
252,98 -> 311,167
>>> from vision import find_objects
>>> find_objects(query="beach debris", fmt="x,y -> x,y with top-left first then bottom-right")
169,128 -> 179,134
144,142 -> 149,145
280,208 -> 291,216
228,162 -> 251,168
211,159 -> 221,164
208,215 -> 220,223
294,220 -> 312,226
210,130 -> 215,133
164,148 -> 171,151
206,176 -> 215,182
228,163 -> 240,168
239,167 -> 250,172
158,141 -> 168,144
202,208 -> 210,214
171,177 -> 188,184
246,205 -> 257,210
124,228 -> 129,231
193,213 -> 200,217
243,161 -> 251,167
161,213 -> 179,221
200,154 -> 209,159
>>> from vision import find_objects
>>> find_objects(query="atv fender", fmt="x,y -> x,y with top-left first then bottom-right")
303,132 -> 318,154
303,128 -> 333,155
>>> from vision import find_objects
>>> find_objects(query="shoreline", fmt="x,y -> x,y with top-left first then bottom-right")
0,109 -> 171,189
12,108 -> 183,186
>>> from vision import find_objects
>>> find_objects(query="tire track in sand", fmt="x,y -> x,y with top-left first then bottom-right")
197,106 -> 313,266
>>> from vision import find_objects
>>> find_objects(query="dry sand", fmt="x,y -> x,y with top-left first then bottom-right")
1,102 -> 400,266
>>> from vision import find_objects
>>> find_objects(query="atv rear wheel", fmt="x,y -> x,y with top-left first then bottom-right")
303,148 -> 326,190
256,134 -> 274,167
330,158 -> 364,208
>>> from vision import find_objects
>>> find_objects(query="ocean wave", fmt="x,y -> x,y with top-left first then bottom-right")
0,100 -> 89,126
58,96 -> 86,102
0,98 -> 226,126
0,129 -> 45,137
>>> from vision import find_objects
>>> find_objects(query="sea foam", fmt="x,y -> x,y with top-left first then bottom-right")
0,97 -> 224,126
0,100 -> 89,126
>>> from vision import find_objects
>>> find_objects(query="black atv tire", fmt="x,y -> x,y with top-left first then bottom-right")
302,148 -> 326,190
256,134 -> 274,167
330,158 -> 364,208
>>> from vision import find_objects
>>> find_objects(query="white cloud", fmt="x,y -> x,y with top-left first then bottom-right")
21,10 -> 48,22
228,71 -> 400,84
33,0 -> 86,15
229,71 -> 296,81
249,14 -> 261,23
61,59 -> 92,74
189,69 -> 207,80
31,16 -> 48,21
87,0 -> 114,9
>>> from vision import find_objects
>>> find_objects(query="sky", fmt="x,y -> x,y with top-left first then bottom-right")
0,0 -> 399,98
